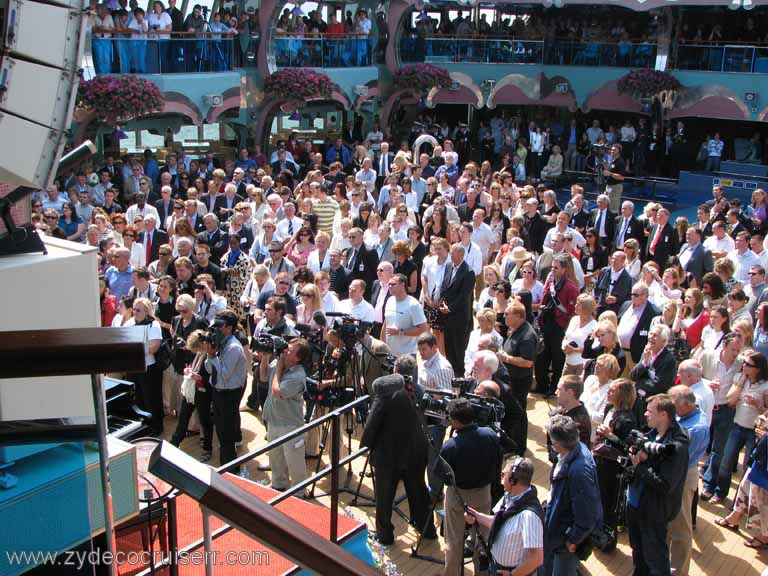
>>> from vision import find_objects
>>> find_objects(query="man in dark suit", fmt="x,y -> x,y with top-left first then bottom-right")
360,356 -> 435,546
184,200 -> 206,233
328,249 -> 349,300
678,227 -> 714,283
138,214 -> 169,264
346,228 -> 379,300
590,194 -> 616,250
213,184 -> 245,223
199,189 -> 219,216
523,198 -> 547,255
630,323 -> 677,421
645,208 -> 678,270
618,282 -> 660,367
726,208 -> 747,239
197,214 -> 229,263
154,187 -> 176,231
438,243 -> 476,375
594,252 -> 633,316
368,261 -> 393,340
456,186 -> 484,223
614,200 -> 645,249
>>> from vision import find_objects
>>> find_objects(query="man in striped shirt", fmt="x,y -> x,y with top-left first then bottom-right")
311,182 -> 339,235
464,457 -> 544,576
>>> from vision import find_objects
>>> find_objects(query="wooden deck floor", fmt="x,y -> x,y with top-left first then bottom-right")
161,391 -> 767,576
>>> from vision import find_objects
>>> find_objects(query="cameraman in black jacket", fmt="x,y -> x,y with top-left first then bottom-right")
626,393 -> 689,576
360,355 -> 435,546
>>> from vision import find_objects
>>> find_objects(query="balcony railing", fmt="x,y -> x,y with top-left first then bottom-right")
399,34 -> 656,68
673,43 -> 768,73
273,34 -> 375,67
89,35 -> 243,75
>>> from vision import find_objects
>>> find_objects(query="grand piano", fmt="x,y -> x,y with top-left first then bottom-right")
105,376 -> 151,440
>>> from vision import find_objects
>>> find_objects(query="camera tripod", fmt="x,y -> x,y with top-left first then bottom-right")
306,343 -> 373,503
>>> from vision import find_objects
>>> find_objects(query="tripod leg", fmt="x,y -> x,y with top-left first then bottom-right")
351,452 -> 370,505
307,417 -> 331,497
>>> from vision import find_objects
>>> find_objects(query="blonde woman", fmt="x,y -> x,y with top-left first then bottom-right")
464,308 -> 504,376
562,294 -> 597,377
580,353 -> 621,440
248,186 -> 269,223
296,283 -> 326,329
241,264 -> 275,331
583,320 -> 627,378
131,297 -> 164,435
623,238 -> 642,281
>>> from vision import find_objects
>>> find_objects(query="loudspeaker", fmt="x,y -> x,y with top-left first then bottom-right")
0,0 -> 88,189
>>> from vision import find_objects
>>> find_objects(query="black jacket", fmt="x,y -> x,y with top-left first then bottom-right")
593,267 -> 632,315
439,260 -> 475,325
590,208 -> 617,246
154,199 -> 173,231
347,244 -> 379,300
630,346 -> 677,400
138,228 -> 169,263
213,194 -> 245,221
645,223 -> 679,269
360,382 -> 428,471
523,212 -> 547,254
629,419 -> 690,523
625,302 -> 660,364
614,215 -> 645,248
197,228 -> 229,263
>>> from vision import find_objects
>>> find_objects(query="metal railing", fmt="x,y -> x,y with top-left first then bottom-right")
673,43 -> 768,73
134,395 -> 372,576
274,34 -> 375,67
89,35 -> 241,75
399,35 -> 656,67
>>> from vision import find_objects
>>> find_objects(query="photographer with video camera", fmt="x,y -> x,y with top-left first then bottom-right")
626,394 -> 689,576
440,397 -> 501,576
203,309 -> 248,466
542,415 -> 602,576
261,338 -> 310,493
360,355 -> 436,546
463,457 -> 544,576
246,296 -> 297,411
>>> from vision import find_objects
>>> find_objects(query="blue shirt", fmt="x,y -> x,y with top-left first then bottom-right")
678,409 -> 709,470
105,265 -> 133,299
205,335 -> 247,391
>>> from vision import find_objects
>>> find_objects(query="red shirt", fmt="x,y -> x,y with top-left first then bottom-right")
541,276 -> 579,329
683,310 -> 709,348
101,295 -> 116,327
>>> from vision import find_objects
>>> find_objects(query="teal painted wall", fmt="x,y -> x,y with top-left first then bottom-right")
133,72 -> 241,118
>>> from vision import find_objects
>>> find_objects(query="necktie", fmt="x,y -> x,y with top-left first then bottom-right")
596,210 -> 604,236
288,220 -> 293,235
620,218 -> 629,243
650,225 -> 663,256
145,231 -> 152,263
348,248 -> 357,271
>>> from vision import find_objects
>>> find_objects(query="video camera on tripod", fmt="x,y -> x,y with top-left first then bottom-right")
325,312 -> 374,349
421,387 -> 505,429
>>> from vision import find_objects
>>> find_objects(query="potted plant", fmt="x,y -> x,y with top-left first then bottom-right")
264,68 -> 334,105
76,75 -> 164,126
617,69 -> 681,100
393,63 -> 452,94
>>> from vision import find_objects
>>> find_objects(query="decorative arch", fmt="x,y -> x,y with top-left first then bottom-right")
353,82 -> 380,111
425,72 -> 483,108
582,80 -> 644,114
670,85 -> 749,121
380,88 -> 421,128
206,87 -> 243,124
161,92 -> 204,125
486,74 -> 577,110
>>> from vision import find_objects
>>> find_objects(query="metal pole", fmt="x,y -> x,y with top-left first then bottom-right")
167,498 -> 179,576
91,373 -> 116,576
202,505 -> 214,576
330,414 -> 341,543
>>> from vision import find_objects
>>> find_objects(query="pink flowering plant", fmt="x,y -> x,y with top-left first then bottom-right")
77,75 -> 164,126
617,69 -> 680,99
393,63 -> 451,93
264,68 -> 333,102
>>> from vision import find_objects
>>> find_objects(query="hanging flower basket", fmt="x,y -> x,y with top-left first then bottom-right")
393,64 -> 452,94
76,75 -> 164,127
264,68 -> 333,103
617,70 -> 681,100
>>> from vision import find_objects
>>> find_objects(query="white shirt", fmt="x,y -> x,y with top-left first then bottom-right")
691,380 -> 715,423
703,234 -> 734,255
355,168 -> 377,192
580,376 -> 610,444
147,11 -> 172,36
563,317 -> 597,366
461,241 -> 483,276
530,132 -> 544,153
490,491 -> 544,568
543,226 -> 586,250
464,329 -> 503,376
617,303 -> 646,349
471,223 -> 496,262
275,216 -> 304,241
338,298 -> 375,323
322,291 -> 340,314
125,203 -> 159,224
307,249 -> 331,274
140,321 -> 163,367
678,242 -> 700,270
419,351 -> 455,392
727,248 -> 762,284
383,295 -> 426,355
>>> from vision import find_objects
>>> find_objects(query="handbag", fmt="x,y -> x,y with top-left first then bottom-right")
155,339 -> 175,371
180,353 -> 204,405
672,336 -> 692,363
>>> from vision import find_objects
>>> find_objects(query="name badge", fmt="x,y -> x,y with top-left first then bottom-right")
359,264 -> 365,272
639,330 -> 648,336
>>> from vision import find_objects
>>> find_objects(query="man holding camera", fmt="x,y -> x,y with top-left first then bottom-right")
439,398 -> 501,576
360,356 -> 435,546
261,338 -> 310,493
194,273 -> 228,323
464,457 -> 544,576
543,415 -> 602,576
203,310 -> 248,466
247,296 -> 297,411
626,394 -> 690,576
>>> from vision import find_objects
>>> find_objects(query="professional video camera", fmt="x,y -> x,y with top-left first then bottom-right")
326,312 -> 373,349
199,322 -> 226,349
420,389 -> 505,429
305,377 -> 356,409
252,333 -> 290,355
451,377 -> 476,395
293,323 -> 325,348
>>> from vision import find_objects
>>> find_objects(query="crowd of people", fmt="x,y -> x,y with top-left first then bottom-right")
32,124 -> 768,575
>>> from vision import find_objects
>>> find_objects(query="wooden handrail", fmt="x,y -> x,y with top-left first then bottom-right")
0,327 -> 147,378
